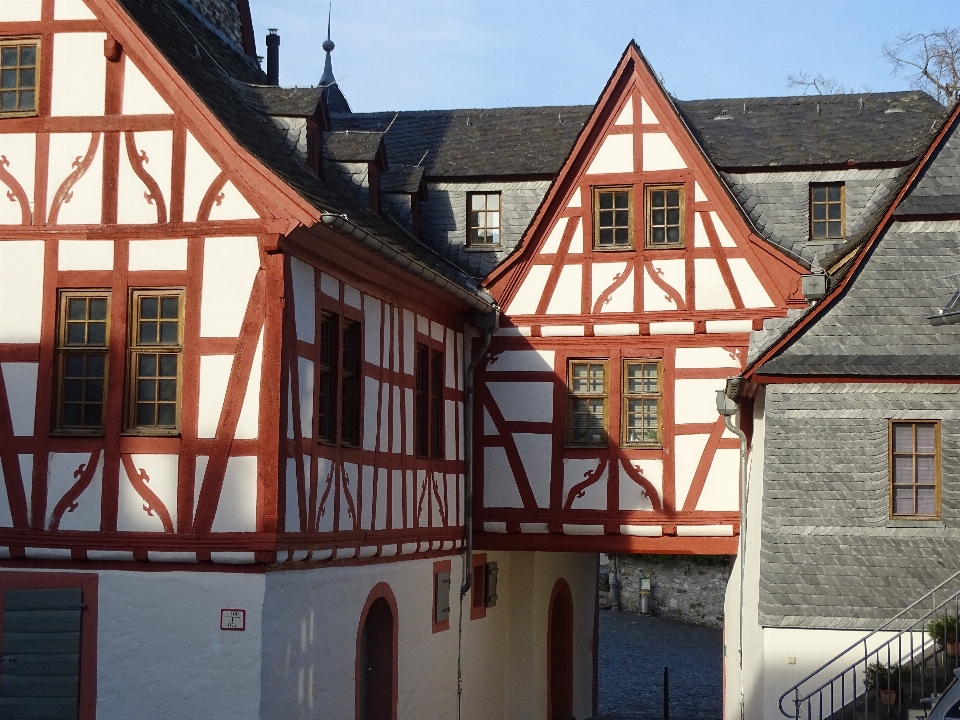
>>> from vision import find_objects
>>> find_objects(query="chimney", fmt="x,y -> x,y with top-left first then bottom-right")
266,29 -> 280,86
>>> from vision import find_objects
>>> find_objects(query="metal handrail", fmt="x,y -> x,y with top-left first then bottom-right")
779,567 -> 960,719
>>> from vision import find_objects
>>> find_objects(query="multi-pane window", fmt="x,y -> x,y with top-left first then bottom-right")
568,361 -> 607,446
127,290 -> 183,433
593,188 -> 632,249
318,312 -> 339,442
467,192 -> 501,247
810,183 -> 845,239
415,343 -> 445,458
317,312 -> 362,445
54,292 -> 110,433
1,41 -> 37,116
340,319 -> 361,445
891,421 -> 939,518
622,360 -> 662,446
646,186 -> 684,248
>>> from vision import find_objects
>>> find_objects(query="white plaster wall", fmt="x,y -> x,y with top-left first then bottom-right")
51,33 -> 106,117
117,130 -> 173,225
507,265 -> 551,315
95,570 -> 264,720
0,240 -> 44,343
1,0 -> 42,21
587,133 -> 634,175
1,362 -> 37,435
0,133 -> 36,224
48,133 -> 102,224
200,236 -> 260,337
122,58 -> 172,115
642,133 -> 686,171
260,551 -> 597,720
546,264 -> 582,314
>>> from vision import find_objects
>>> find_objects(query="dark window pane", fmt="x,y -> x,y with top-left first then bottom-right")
812,222 -> 826,238
917,424 -> 936,452
68,298 -> 86,320
828,221 -> 841,237
615,228 -> 629,245
893,455 -> 913,483
83,404 -> 102,426
64,379 -> 83,401
140,296 -> 158,319
598,228 -> 612,246
917,487 -> 936,515
18,91 -> 35,111
88,322 -> 106,345
917,456 -> 935,483
812,205 -> 827,221
1,70 -> 15,89
812,187 -> 826,202
138,379 -> 156,401
63,403 -> 82,425
158,379 -> 177,402
893,487 -> 914,515
159,321 -> 178,344
139,354 -> 156,376
0,92 -> 14,111
652,209 -> 665,225
651,192 -> 665,208
468,211 -> 481,229
157,404 -> 176,426
666,209 -> 680,225
614,192 -> 629,209
652,228 -> 665,244
161,296 -> 179,319
828,185 -> 842,201
667,190 -> 679,206
140,321 -> 157,344
893,424 -> 913,452
85,380 -> 103,402
599,193 -> 613,210
66,323 -> 86,344
19,46 -> 36,66
667,227 -> 680,243
1,47 -> 17,66
89,298 -> 107,320
158,354 -> 177,376
87,354 -> 104,375
19,68 -> 35,88
64,355 -> 84,375
828,204 -> 842,220
614,209 -> 629,226
137,404 -> 155,426
599,209 -> 613,226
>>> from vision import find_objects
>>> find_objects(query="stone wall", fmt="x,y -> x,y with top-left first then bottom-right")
600,554 -> 733,628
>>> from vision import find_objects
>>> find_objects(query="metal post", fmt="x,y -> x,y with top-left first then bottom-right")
664,666 -> 670,720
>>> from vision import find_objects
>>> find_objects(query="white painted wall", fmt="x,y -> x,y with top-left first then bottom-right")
260,551 -> 597,720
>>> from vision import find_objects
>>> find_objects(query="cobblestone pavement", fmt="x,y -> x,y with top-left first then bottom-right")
594,609 -> 723,720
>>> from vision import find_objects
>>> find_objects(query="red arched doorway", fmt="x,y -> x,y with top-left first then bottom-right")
356,583 -> 398,720
548,578 -> 575,720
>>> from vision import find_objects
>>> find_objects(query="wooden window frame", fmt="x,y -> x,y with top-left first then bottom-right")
0,38 -> 39,118
53,290 -> 111,436
566,359 -> 609,447
317,308 -> 363,447
621,359 -> 663,448
592,186 -> 634,251
466,191 -> 502,248
125,288 -> 184,436
414,341 -> 445,459
810,182 -> 846,240
889,420 -> 941,520
644,184 -> 686,249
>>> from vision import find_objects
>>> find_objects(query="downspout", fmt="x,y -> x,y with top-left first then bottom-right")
457,309 -> 498,720
717,384 -> 748,720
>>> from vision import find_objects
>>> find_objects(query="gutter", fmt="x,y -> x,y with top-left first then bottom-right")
320,212 -> 497,314
457,310 -> 498,720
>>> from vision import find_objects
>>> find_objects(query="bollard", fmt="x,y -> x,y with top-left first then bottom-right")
663,665 -> 669,720
639,578 -> 651,615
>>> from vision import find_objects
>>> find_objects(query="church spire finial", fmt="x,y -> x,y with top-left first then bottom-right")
320,2 -> 336,86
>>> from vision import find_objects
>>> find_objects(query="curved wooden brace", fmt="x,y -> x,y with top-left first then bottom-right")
123,132 -> 168,224
49,450 -> 101,530
643,258 -> 686,311
49,133 -> 101,225
619,455 -> 663,512
592,265 -> 633,314
196,171 -> 228,222
121,454 -> 174,533
563,457 -> 608,510
0,156 -> 32,225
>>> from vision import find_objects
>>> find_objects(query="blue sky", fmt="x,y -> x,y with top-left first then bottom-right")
246,0 -> 957,112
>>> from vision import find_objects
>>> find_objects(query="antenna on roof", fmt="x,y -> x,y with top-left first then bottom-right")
416,150 -> 428,167
816,102 -> 821,116
859,98 -> 865,110
558,112 -> 563,125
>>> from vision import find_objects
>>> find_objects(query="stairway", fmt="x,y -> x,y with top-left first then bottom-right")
780,570 -> 960,719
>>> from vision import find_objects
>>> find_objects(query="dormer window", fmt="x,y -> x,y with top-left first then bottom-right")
810,183 -> 845,240
1,40 -> 38,117
467,192 -> 501,247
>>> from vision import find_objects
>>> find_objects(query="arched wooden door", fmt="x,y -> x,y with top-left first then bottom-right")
357,585 -> 398,720
548,579 -> 574,720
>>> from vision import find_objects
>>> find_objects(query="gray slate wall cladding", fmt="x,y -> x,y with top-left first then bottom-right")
759,383 -> 960,629
420,180 -> 551,279
763,221 -> 960,375
898,118 -> 960,216
723,166 -> 911,266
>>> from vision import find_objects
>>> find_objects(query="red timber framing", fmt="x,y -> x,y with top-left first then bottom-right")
276,225 -> 471,562
474,43 -> 801,555
0,0 -> 472,569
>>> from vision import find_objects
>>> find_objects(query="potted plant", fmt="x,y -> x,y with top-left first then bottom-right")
927,615 -> 960,656
865,662 -> 909,706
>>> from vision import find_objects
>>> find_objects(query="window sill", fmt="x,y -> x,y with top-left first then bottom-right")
808,237 -> 845,243
50,430 -> 105,438
463,245 -> 502,252
886,519 -> 944,529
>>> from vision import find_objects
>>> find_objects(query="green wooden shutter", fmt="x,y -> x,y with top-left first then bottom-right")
0,588 -> 83,720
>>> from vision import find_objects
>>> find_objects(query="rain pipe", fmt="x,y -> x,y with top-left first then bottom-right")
716,384 -> 749,720
457,309 -> 498,720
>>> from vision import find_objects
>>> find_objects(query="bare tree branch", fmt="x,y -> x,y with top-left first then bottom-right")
882,27 -> 960,104
787,71 -> 852,95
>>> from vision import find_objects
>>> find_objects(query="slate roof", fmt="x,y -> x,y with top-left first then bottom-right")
382,166 -> 425,195
251,85 -> 323,117
324,131 -> 385,164
330,107 -> 594,178
115,0 -> 489,305
896,115 -> 960,216
675,93 -> 945,168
